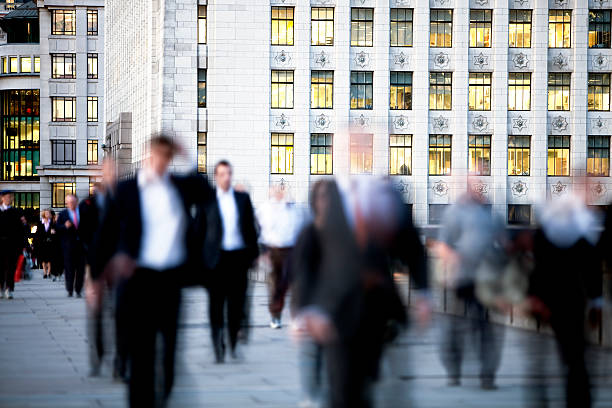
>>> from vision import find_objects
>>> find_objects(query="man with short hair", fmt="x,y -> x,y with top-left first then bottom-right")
57,194 -> 86,297
0,190 -> 24,299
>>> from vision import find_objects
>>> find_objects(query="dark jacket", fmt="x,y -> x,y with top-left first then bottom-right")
35,219 -> 57,262
0,206 -> 24,254
79,193 -> 116,280
56,208 -> 83,254
200,189 -> 259,271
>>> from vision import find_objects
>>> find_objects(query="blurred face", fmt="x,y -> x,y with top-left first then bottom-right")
313,183 -> 330,227
66,195 -> 78,210
149,144 -> 173,176
215,164 -> 232,191
43,210 -> 52,220
1,193 -> 12,206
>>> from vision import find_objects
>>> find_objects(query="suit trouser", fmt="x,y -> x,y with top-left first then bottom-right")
63,248 -> 85,295
208,250 -> 249,351
125,268 -> 181,408
267,247 -> 292,319
0,246 -> 18,292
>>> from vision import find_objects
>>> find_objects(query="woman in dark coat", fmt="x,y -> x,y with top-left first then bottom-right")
36,209 -> 57,279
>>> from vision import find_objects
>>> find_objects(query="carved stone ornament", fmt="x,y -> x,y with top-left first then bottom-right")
393,115 -> 409,130
512,116 -> 528,132
313,0 -> 333,4
514,0 -> 529,5
552,53 -> 569,69
511,180 -> 528,197
275,114 -> 290,129
472,115 -> 489,132
432,115 -> 449,131
551,181 -> 567,196
512,53 -> 529,69
592,182 -> 607,197
277,178 -> 288,191
594,0 -> 609,7
475,0 -> 489,4
433,52 -> 450,69
394,0 -> 410,5
353,114 -> 370,128
593,53 -> 609,70
394,52 -> 409,68
434,0 -> 449,4
315,51 -> 330,67
471,182 -> 489,198
592,116 -> 607,131
274,50 -> 291,66
354,51 -> 370,68
473,53 -> 489,69
432,180 -> 449,196
314,114 -> 330,130
554,0 -> 568,6
551,115 -> 568,132
394,180 -> 410,194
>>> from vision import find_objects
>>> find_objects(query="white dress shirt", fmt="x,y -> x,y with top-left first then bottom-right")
257,199 -> 304,248
137,169 -> 187,270
217,187 -> 245,251
0,204 -> 9,211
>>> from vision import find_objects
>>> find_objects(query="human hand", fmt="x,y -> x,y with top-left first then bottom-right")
64,220 -> 73,229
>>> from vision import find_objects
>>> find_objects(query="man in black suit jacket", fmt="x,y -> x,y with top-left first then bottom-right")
0,190 -> 25,299
104,135 -> 213,407
201,160 -> 258,363
57,194 -> 85,297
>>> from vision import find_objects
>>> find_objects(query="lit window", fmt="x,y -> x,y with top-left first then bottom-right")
89,180 -> 95,196
198,6 -> 207,44
508,204 -> 531,225
469,72 -> 491,111
389,134 -> 412,175
9,56 -> 18,73
508,135 -> 530,176
34,56 -> 40,73
87,10 -> 98,36
509,9 -> 532,48
587,135 -> 610,177
350,71 -> 373,110
547,135 -> 570,176
52,10 -> 76,35
51,140 -> 76,165
198,132 -> 207,173
350,8 -> 373,47
271,70 -> 294,109
52,182 -> 75,208
271,133 -> 294,174
589,73 -> 611,111
508,72 -> 531,111
87,97 -> 98,122
52,97 -> 76,122
311,7 -> 334,46
390,71 -> 412,110
350,133 -> 373,174
390,8 -> 413,47
51,54 -> 76,79
469,9 -> 492,48
87,140 -> 98,165
549,10 -> 571,48
1,57 -> 6,74
468,135 -> 491,176
548,73 -> 571,111
272,7 -> 294,46
429,134 -> 452,176
198,69 -> 206,108
20,57 -> 31,73
311,70 -> 333,109
589,10 -> 611,49
429,72 -> 452,110
430,9 -> 452,48
12,192 -> 40,212
310,133 -> 333,175
88,54 -> 98,79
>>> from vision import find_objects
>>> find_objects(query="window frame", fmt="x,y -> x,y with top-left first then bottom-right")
198,5 -> 207,45
51,54 -> 76,79
51,139 -> 76,165
429,72 -> 452,111
271,6 -> 294,46
198,69 -> 207,108
547,73 -> 571,111
271,132 -> 294,174
588,73 -> 611,112
508,72 -> 531,111
587,135 -> 610,177
271,70 -> 294,109
87,53 -> 98,79
508,135 -> 531,176
52,97 -> 76,122
389,134 -> 412,175
350,133 -> 373,174
350,71 -> 373,110
310,133 -> 333,175
51,9 -> 76,36
468,72 -> 492,111
197,132 -> 207,174
87,140 -> 98,165
311,70 -> 333,109
547,135 -> 571,176
390,8 -> 413,47
589,10 -> 611,49
548,9 -> 571,49
87,96 -> 98,122
469,9 -> 492,48
468,134 -> 491,176
429,134 -> 452,176
311,7 -> 334,46
87,9 -> 98,36
509,9 -> 532,48
508,204 -> 531,225
350,8 -> 374,47
390,71 -> 413,110
52,182 -> 75,208
430,9 -> 453,48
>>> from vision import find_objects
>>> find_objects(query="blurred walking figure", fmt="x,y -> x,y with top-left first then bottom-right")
258,185 -> 304,329
202,160 -> 258,363
299,178 -> 429,408
35,209 -> 57,279
528,195 -> 602,408
106,135 -> 211,407
50,211 -> 64,282
436,184 -> 506,390
0,190 -> 25,299
57,194 -> 86,298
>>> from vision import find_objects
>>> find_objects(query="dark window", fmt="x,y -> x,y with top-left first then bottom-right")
390,71 -> 412,110
12,192 -> 40,213
52,140 -> 76,165
51,54 -> 76,79
508,204 -> 531,225
87,10 -> 98,36
589,10 -> 610,48
351,8 -> 374,47
52,10 -> 76,35
198,69 -> 206,108
350,71 -> 373,110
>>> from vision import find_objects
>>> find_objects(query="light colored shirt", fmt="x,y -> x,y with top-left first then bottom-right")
0,204 -> 9,211
217,187 -> 245,251
257,200 -> 304,248
43,219 -> 51,232
68,208 -> 80,228
137,169 -> 187,270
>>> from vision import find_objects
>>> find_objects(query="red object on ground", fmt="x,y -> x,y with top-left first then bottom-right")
14,254 -> 25,283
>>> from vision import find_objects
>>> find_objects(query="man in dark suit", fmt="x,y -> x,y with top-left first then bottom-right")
202,160 -> 258,363
57,194 -> 85,298
0,190 -> 25,299
105,135 -> 212,407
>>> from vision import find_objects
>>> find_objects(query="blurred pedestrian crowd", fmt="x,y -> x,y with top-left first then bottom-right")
1,133 -> 611,408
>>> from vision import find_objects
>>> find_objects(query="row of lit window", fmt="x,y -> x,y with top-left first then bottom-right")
269,69 -> 612,112
51,9 -> 98,36
0,56 -> 40,75
50,54 -> 98,79
51,97 -> 98,122
50,139 -> 98,166
268,7 -> 611,49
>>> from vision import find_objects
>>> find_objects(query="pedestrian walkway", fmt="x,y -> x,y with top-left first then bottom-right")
1,272 -> 611,407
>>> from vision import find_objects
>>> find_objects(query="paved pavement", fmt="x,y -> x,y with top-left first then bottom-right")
1,271 -> 612,408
